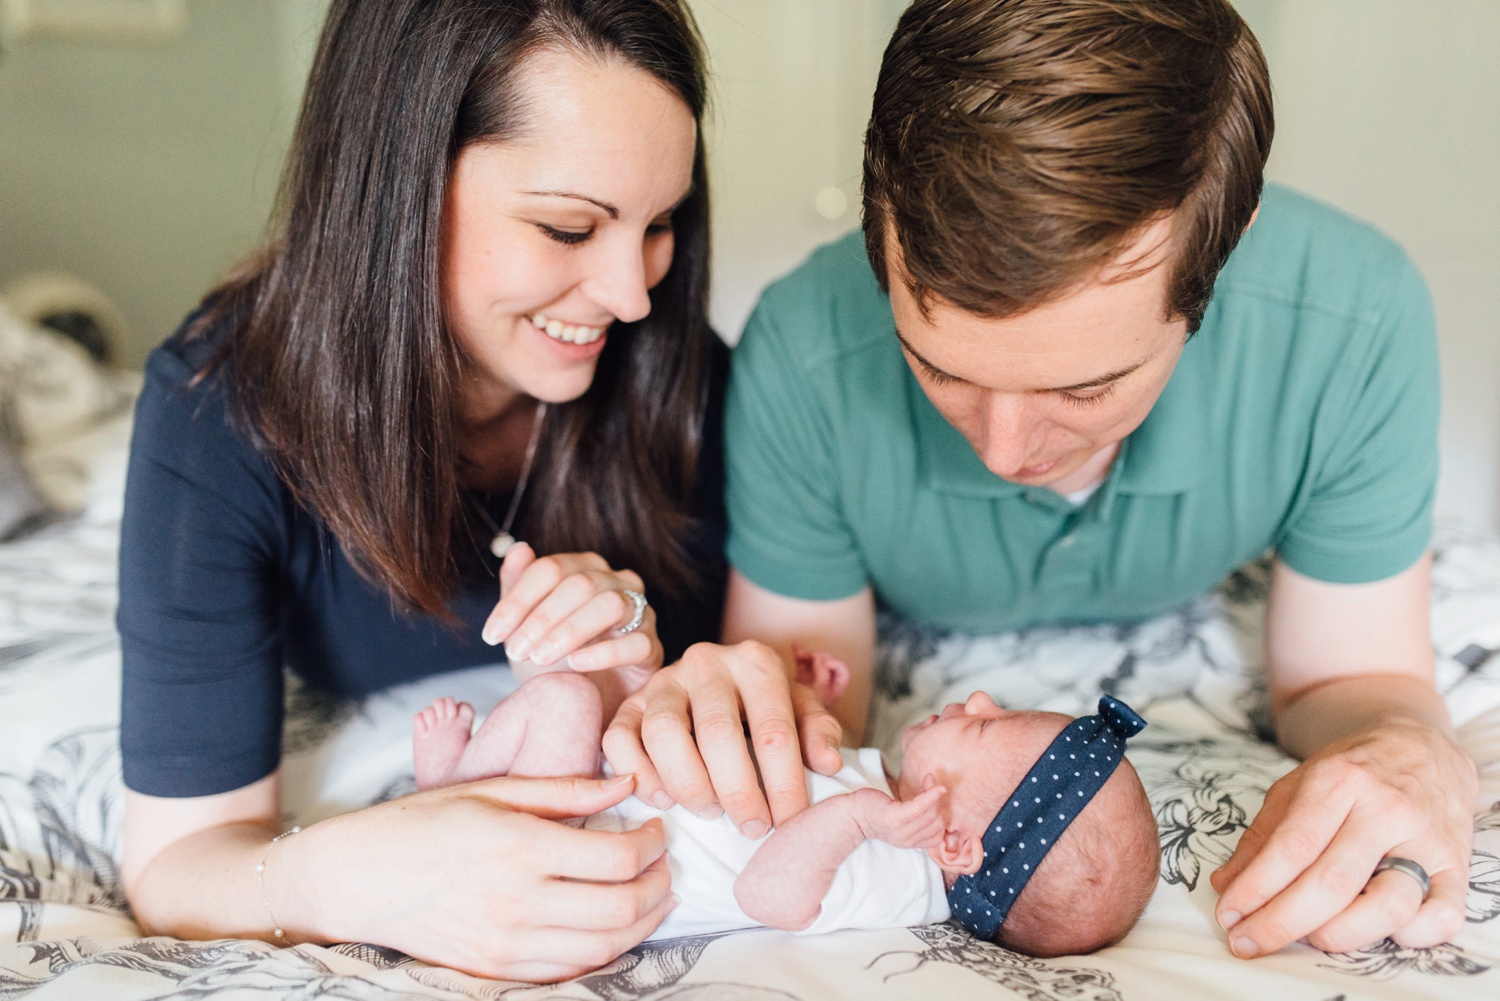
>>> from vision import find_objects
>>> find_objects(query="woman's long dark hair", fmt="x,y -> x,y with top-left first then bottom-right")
192,0 -> 717,619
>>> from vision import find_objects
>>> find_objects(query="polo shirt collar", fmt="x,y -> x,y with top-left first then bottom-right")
914,336 -> 1210,501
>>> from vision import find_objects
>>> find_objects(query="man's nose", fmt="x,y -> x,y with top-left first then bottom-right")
977,393 -> 1041,476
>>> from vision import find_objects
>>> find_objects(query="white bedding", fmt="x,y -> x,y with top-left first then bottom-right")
2,413 -> 1499,1000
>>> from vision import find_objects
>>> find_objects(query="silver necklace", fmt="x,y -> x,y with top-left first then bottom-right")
468,401 -> 548,558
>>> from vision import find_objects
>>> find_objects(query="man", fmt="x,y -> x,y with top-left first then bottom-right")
604,0 -> 1476,958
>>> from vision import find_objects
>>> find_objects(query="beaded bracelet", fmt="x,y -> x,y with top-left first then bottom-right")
255,826 -> 301,941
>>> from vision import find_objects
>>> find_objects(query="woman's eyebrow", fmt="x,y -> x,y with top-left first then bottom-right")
521,190 -> 619,219
520,187 -> 695,220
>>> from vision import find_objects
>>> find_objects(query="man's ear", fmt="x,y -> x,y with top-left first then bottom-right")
930,827 -> 985,874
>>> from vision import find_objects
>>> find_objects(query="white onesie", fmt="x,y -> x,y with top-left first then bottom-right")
587,747 -> 951,940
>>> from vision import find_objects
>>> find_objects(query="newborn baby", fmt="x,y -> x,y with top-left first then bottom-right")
413,663 -> 1159,956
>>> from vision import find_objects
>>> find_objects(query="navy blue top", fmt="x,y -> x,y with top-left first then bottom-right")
119,316 -> 728,797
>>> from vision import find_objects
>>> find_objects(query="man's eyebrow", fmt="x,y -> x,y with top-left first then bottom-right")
893,325 -> 1151,392
893,327 -> 967,384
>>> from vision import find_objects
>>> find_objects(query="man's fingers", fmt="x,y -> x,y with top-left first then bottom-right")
790,682 -> 844,777
691,681 -> 769,835
1391,867 -> 1470,950
1213,777 -> 1349,925
601,698 -> 672,810
638,679 -> 720,814
1303,866 -> 1426,954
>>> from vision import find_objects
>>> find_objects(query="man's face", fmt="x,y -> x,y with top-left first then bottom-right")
886,216 -> 1189,492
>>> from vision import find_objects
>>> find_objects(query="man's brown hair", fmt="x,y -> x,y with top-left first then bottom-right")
863,0 -> 1273,333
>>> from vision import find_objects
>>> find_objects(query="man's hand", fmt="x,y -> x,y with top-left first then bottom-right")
1211,708 -> 1476,957
1213,555 -> 1478,958
602,640 -> 844,839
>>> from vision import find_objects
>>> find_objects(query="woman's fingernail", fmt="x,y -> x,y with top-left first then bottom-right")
667,893 -> 681,911
695,804 -> 723,821
740,819 -> 769,840
1230,937 -> 1258,959
507,636 -> 532,661
1219,910 -> 1241,930
604,774 -> 634,789
533,642 -> 558,665
650,791 -> 675,810
482,622 -> 501,646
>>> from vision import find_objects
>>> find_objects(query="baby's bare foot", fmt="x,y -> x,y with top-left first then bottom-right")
413,697 -> 475,790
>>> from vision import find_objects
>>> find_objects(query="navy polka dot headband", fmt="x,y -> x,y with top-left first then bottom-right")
946,694 -> 1148,939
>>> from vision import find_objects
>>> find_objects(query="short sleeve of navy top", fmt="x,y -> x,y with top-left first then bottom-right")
119,315 -> 728,797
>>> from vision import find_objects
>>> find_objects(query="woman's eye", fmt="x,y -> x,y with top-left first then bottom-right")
538,224 -> 592,246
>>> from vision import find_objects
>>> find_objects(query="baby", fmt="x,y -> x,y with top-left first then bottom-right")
413,656 -> 1159,956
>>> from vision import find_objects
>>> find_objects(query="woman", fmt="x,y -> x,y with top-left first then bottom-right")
118,0 -> 725,982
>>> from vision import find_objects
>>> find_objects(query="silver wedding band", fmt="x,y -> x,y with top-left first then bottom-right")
1373,856 -> 1431,901
613,589 -> 648,636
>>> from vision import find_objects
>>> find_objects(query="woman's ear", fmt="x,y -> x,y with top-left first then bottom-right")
930,827 -> 984,874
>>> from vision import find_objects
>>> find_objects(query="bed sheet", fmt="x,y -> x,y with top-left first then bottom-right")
2,420 -> 1498,1000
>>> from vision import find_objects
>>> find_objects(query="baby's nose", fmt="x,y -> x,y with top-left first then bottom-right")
964,690 -> 999,713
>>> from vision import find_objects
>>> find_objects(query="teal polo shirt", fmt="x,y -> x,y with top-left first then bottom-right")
724,185 -> 1438,632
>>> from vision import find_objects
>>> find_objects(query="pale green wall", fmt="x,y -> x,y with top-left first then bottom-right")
0,0 -> 315,367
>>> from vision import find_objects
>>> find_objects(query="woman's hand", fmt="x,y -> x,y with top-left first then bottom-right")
1210,716 -> 1477,958
482,543 -> 664,693
285,773 -> 676,983
602,640 -> 844,841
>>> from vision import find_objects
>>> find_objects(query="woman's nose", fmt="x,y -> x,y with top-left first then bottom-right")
584,240 -> 653,324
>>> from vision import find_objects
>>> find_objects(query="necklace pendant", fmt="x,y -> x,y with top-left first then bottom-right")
490,531 -> 517,559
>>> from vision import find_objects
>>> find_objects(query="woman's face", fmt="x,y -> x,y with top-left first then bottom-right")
441,48 -> 697,416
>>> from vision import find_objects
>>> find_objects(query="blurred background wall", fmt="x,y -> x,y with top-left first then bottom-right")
1,0 -> 1497,530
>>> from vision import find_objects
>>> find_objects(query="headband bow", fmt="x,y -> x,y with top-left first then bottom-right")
947,694 -> 1147,939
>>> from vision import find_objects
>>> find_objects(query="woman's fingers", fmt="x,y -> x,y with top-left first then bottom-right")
537,852 -> 674,931
527,587 -> 648,667
482,550 -> 613,648
464,772 -> 638,821
566,618 -> 658,673
497,889 -> 681,983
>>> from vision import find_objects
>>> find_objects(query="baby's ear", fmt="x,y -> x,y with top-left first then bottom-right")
930,827 -> 984,874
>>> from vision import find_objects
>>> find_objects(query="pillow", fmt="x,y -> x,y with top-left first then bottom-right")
0,438 -> 50,539
0,300 -> 129,452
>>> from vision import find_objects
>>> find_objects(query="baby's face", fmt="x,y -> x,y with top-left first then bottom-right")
896,692 -> 1073,847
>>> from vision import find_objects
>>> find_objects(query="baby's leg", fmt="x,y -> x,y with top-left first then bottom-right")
413,672 -> 604,790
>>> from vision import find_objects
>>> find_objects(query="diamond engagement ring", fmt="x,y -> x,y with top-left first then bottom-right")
613,589 -> 648,636
1372,856 -> 1431,901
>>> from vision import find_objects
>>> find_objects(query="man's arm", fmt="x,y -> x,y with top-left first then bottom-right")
722,570 -> 878,744
1211,554 -> 1478,957
734,784 -> 944,930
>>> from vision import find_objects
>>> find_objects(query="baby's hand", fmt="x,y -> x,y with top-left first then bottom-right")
791,643 -> 851,708
853,781 -> 946,851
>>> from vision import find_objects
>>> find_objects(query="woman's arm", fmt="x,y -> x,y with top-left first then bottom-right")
1211,555 -> 1478,958
123,771 -> 676,983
